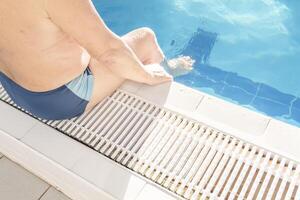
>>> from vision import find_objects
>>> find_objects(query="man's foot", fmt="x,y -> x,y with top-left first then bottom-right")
168,55 -> 195,70
163,55 -> 195,77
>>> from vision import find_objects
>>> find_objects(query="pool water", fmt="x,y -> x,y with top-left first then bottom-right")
93,0 -> 300,127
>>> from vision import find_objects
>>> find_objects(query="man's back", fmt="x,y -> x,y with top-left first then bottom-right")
0,0 -> 90,92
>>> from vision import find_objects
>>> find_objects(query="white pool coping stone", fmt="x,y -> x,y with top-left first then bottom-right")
0,80 -> 300,200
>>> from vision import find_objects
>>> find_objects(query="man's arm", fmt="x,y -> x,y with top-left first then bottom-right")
45,0 -> 171,84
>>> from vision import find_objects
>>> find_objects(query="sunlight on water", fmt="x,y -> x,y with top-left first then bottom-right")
173,0 -> 300,96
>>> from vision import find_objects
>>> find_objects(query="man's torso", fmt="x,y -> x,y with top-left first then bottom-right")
0,0 -> 90,92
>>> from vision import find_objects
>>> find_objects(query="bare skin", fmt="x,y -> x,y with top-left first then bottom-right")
0,0 -> 194,115
85,28 -> 168,111
0,0 -> 91,92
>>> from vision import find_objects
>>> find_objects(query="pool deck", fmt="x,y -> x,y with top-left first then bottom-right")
0,152 -> 71,200
0,80 -> 300,200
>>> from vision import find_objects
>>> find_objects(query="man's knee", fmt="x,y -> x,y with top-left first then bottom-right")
139,27 -> 156,41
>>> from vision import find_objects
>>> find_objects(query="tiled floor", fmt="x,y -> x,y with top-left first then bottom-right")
0,153 -> 71,200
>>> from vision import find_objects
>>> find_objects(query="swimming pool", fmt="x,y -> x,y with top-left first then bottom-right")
93,0 -> 300,127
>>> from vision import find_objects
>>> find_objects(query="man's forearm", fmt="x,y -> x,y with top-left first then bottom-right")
97,38 -> 150,83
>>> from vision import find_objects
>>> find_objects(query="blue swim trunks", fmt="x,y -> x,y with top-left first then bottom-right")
0,68 -> 94,120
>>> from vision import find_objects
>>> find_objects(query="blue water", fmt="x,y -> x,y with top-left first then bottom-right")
93,0 -> 300,127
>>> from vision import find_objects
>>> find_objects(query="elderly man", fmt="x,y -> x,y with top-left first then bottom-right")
0,0 -> 193,120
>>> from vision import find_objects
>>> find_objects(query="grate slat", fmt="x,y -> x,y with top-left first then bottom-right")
236,148 -> 263,199
245,152 -> 272,200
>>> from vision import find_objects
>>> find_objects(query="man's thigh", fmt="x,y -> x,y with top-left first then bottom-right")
84,58 -> 125,113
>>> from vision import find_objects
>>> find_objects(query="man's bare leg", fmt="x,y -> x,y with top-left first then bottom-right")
84,27 -> 165,112
122,27 -> 165,64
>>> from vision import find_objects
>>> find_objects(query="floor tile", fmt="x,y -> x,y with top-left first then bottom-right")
71,150 -> 146,200
40,187 -> 71,200
174,66 -> 227,95
292,98 -> 300,110
257,84 -> 295,106
135,82 -> 203,112
291,107 -> 300,123
0,157 -> 49,200
21,122 -> 90,169
225,72 -> 258,94
186,74 -> 225,94
195,65 -> 228,83
251,96 -> 289,117
135,184 -> 177,200
0,101 -> 37,139
196,96 -> 270,136
220,84 -> 254,105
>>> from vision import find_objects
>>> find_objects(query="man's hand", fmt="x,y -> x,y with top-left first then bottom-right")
142,64 -> 173,85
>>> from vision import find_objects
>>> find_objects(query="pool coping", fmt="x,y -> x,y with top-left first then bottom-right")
0,80 -> 300,200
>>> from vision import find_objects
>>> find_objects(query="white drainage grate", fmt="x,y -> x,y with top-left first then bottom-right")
1,85 -> 300,200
